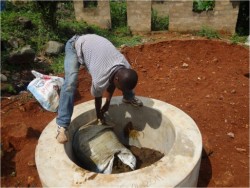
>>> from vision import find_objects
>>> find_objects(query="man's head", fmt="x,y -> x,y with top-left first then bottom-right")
114,68 -> 138,92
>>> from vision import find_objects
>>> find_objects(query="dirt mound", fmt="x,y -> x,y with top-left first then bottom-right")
1,38 -> 249,187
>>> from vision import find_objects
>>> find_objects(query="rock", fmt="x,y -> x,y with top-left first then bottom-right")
120,44 -> 127,49
230,89 -> 236,94
218,95 -> 224,100
11,73 -> 20,81
27,176 -> 35,185
8,38 -> 18,48
45,41 -> 64,56
182,63 -> 189,68
1,70 -> 10,76
18,16 -> 33,29
8,37 -> 25,49
10,171 -> 16,177
227,132 -> 234,138
27,160 -> 36,167
0,74 -> 7,82
212,58 -> 218,63
8,45 -> 35,64
235,147 -> 246,152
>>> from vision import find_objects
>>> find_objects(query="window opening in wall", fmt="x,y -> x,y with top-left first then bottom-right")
192,0 -> 215,13
110,0 -> 128,30
83,0 -> 98,8
236,1 -> 249,36
151,9 -> 169,31
153,0 -> 164,4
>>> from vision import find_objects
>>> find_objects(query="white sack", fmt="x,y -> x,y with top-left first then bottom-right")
27,70 -> 64,112
72,124 -> 136,174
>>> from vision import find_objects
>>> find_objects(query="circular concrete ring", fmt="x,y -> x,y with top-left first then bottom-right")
35,96 -> 202,187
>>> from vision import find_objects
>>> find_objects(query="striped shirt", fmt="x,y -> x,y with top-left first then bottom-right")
75,34 -> 130,97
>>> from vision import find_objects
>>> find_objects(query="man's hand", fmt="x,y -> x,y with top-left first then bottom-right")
101,100 -> 110,115
95,84 -> 115,124
95,97 -> 108,124
99,100 -> 110,124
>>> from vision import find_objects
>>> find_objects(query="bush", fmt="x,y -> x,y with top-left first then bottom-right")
34,1 -> 58,31
110,0 -> 127,29
193,0 -> 215,13
230,34 -> 248,44
151,9 -> 169,31
197,26 -> 220,39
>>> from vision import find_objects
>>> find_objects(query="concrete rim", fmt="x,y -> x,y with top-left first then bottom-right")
35,96 -> 202,187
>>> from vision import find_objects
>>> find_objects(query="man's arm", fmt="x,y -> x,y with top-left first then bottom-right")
95,97 -> 103,120
95,83 -> 115,122
101,83 -> 116,115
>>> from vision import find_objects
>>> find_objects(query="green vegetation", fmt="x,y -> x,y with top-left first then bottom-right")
193,0 -> 215,12
1,1 -> 142,74
50,55 -> 65,74
4,84 -> 17,94
110,0 -> 127,29
230,34 -> 248,44
197,26 -> 220,39
110,0 -> 132,39
34,1 -> 58,31
151,9 -> 169,31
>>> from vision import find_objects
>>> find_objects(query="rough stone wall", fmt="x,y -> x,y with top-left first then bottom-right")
127,0 -> 152,33
73,0 -> 111,29
169,0 -> 239,34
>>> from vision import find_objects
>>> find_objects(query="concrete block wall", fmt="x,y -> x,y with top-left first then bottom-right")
73,0 -> 111,29
152,0 -> 174,17
169,0 -> 239,33
127,0 -> 152,33
73,0 -> 239,34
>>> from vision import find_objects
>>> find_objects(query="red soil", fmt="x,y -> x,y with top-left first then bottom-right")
1,36 -> 249,187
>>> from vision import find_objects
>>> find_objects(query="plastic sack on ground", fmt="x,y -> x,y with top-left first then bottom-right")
27,70 -> 64,112
72,124 -> 136,174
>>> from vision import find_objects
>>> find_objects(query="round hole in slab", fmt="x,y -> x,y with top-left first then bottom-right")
35,97 -> 202,187
65,104 -> 173,173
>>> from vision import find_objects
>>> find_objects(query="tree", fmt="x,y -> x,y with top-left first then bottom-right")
34,1 -> 59,31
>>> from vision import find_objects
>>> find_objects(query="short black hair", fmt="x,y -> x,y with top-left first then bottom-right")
119,69 -> 138,91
